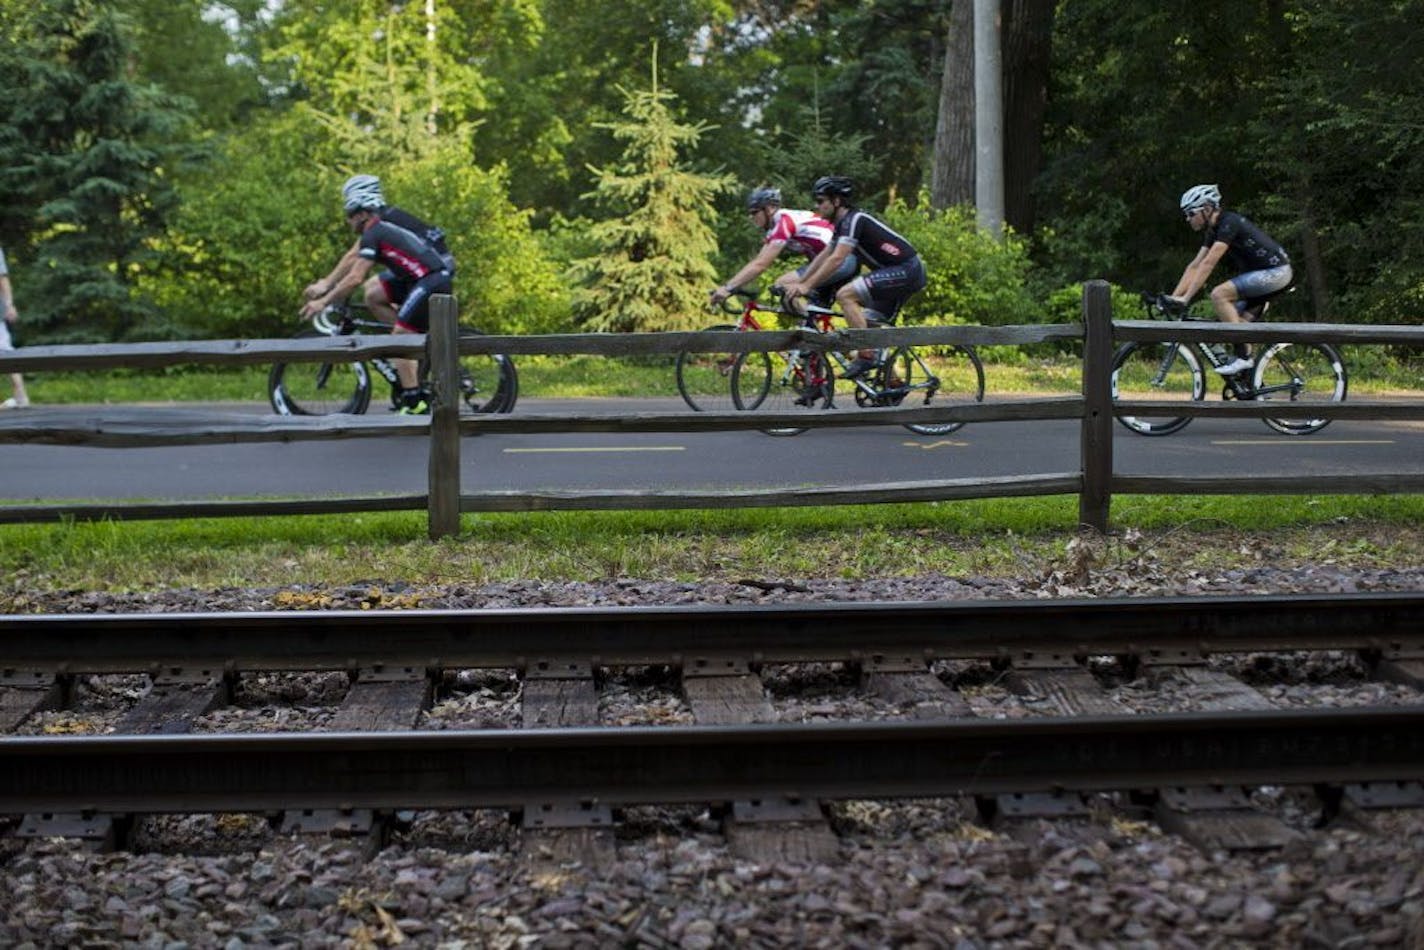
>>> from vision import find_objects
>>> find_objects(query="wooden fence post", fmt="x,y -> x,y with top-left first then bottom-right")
1079,280 -> 1113,533
427,294 -> 461,540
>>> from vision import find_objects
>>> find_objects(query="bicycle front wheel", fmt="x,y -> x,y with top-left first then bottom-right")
1110,341 -> 1204,436
267,331 -> 373,416
729,350 -> 830,437
885,345 -> 985,435
675,323 -> 740,412
1253,341 -> 1347,435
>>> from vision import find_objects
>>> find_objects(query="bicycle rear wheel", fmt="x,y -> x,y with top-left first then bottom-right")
267,330 -> 373,416
1253,341 -> 1347,435
884,345 -> 985,435
422,331 -> 519,414
675,323 -> 740,412
729,350 -> 830,436
1110,341 -> 1204,436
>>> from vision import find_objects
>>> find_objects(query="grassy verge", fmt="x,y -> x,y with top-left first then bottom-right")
2,495 -> 1420,594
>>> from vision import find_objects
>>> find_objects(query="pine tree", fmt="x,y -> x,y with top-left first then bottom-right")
568,54 -> 733,333
0,0 -> 196,341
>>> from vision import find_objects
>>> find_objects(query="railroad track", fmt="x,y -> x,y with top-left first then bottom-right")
3,592 -> 1423,856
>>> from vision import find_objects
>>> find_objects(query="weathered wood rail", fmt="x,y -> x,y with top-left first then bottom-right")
0,284 -> 1420,537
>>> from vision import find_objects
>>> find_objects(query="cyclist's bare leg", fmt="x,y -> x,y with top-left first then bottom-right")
364,277 -> 419,389
1209,280 -> 1250,360
834,283 -> 877,361
1209,280 -> 1246,323
362,276 -> 398,325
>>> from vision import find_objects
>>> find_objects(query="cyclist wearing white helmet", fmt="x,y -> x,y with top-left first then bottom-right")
709,186 -> 854,310
1169,183 -> 1293,376
301,174 -> 455,413
783,175 -> 926,379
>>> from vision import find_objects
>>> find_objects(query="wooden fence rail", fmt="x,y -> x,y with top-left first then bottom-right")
0,283 -> 1420,537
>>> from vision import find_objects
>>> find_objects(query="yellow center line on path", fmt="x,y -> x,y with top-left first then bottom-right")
1210,439 -> 1395,446
503,446 -> 686,454
903,440 -> 970,450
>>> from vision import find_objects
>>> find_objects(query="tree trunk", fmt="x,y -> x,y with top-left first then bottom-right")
930,0 -> 975,208
1000,0 -> 1054,234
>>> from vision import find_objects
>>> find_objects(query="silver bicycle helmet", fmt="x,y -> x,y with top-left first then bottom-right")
342,174 -> 386,214
745,186 -> 782,210
1179,183 -> 1221,214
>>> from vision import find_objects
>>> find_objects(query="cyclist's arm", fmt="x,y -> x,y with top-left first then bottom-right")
301,256 -> 374,318
712,241 -> 785,303
1172,242 -> 1229,301
304,239 -> 362,301
786,242 -> 852,298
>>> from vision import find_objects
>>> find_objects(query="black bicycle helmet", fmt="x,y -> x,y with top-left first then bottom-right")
745,186 -> 781,210
811,175 -> 854,200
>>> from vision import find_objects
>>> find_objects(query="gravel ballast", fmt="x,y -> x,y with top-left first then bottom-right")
2,561 -> 1423,947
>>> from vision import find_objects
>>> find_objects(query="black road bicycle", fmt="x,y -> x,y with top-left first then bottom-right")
1111,291 -> 1347,436
268,302 -> 518,416
676,289 -> 985,437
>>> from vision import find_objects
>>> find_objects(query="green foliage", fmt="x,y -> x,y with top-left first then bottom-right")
568,62 -> 735,332
880,196 -> 1038,326
146,113 -> 566,339
0,0 -> 199,342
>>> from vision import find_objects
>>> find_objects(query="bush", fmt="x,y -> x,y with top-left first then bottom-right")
142,114 -> 567,339
880,196 -> 1039,326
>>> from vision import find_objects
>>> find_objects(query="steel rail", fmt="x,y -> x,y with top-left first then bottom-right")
1,592 -> 1421,674
2,707 -> 1422,814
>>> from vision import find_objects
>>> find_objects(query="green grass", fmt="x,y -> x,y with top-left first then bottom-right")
2,495 -> 1421,595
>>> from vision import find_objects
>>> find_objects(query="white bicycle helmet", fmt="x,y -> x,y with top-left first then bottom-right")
1179,183 -> 1221,214
342,174 -> 386,214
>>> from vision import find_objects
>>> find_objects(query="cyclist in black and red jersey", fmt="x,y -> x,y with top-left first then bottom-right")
782,176 -> 927,378
1168,183 -> 1293,376
301,175 -> 454,413
708,186 -> 856,311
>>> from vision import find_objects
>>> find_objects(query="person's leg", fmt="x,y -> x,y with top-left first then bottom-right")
10,373 -> 27,405
369,275 -> 419,389
834,280 -> 878,370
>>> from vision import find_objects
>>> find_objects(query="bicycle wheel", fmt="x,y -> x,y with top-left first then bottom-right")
422,331 -> 519,414
1253,341 -> 1347,435
675,323 -> 740,412
267,331 -> 373,416
729,349 -> 831,437
1110,341 -> 1204,436
882,345 -> 985,435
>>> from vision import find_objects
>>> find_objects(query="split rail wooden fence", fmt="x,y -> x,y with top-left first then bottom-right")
0,282 -> 1420,538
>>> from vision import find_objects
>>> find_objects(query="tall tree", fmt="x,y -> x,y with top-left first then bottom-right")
0,0 -> 196,341
930,0 -> 974,208
1000,0 -> 1054,233
568,57 -> 734,332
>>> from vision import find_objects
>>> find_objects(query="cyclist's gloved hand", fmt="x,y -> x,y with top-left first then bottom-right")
709,286 -> 730,307
1159,294 -> 1188,314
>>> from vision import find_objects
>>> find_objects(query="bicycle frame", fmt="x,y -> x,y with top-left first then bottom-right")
730,293 -> 941,407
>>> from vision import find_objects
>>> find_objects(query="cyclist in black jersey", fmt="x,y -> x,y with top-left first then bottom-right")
1169,184 -> 1293,376
782,176 -> 927,378
301,174 -> 454,413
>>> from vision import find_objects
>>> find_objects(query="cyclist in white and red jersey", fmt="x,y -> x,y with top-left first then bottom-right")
301,175 -> 454,413
709,187 -> 856,310
783,176 -> 927,378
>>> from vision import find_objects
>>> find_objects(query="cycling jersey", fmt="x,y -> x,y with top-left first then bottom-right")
380,206 -> 456,273
832,210 -> 919,271
1202,210 -> 1289,272
358,218 -> 448,283
765,209 -> 834,260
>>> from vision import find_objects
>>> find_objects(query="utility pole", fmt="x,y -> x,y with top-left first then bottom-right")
973,0 -> 1005,237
